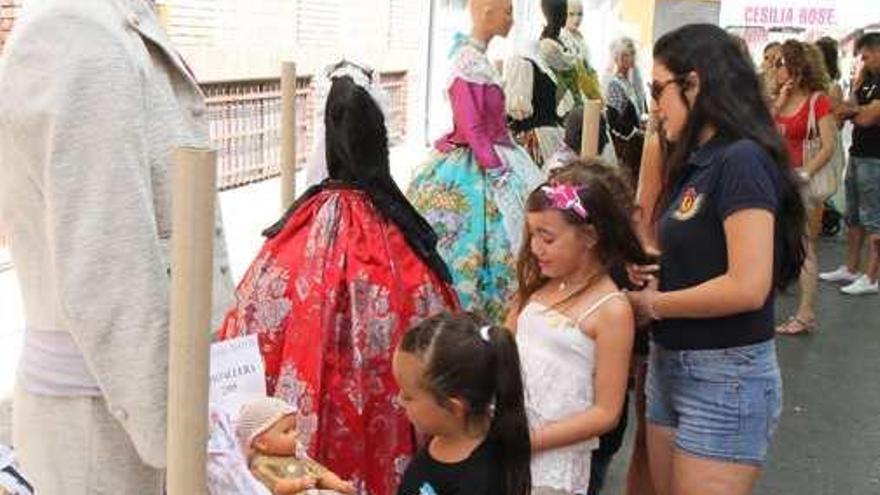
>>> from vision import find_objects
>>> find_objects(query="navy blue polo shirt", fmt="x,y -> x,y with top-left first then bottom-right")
654,137 -> 781,350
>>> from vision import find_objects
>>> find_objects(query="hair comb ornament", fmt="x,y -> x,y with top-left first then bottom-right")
541,183 -> 589,220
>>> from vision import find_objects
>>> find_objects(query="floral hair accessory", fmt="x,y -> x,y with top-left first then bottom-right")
541,183 -> 588,220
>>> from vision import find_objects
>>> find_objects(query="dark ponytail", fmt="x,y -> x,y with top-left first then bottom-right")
401,313 -> 531,495
540,0 -> 567,41
485,324 -> 531,495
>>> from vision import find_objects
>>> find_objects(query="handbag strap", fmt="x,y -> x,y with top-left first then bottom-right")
806,92 -> 819,140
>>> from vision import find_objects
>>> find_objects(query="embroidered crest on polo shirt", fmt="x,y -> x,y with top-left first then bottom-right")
673,186 -> 704,221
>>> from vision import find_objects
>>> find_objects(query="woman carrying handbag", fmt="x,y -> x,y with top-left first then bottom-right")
772,40 -> 841,335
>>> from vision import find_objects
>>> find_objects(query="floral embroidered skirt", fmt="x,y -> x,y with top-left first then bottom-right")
217,187 -> 458,495
407,145 -> 544,323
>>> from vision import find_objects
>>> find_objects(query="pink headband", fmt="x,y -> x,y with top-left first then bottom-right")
541,183 -> 588,220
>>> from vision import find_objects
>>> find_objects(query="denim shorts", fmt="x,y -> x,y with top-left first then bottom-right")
845,156 -> 880,234
646,340 -> 782,466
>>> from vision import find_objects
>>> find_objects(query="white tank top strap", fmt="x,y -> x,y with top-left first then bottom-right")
575,291 -> 626,324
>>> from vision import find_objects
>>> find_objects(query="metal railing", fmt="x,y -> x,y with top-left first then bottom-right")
202,71 -> 409,190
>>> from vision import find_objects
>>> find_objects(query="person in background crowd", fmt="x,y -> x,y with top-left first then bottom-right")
761,41 -> 783,100
772,40 -> 838,335
821,32 -> 880,295
816,36 -> 845,115
605,37 -> 649,188
627,24 -> 805,495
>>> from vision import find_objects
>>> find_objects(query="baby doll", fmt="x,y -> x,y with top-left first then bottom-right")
236,397 -> 355,495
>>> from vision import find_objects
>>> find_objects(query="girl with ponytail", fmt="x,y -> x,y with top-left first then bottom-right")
394,312 -> 531,495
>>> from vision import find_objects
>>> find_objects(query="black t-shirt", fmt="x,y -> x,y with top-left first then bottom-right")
397,440 -> 504,495
653,138 -> 781,350
851,72 -> 880,158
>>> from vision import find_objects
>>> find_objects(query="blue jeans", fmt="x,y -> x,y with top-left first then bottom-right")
646,340 -> 783,465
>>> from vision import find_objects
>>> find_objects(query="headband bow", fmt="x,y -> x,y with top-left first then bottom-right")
541,183 -> 588,220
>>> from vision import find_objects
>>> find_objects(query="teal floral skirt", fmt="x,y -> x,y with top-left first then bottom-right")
407,145 -> 544,322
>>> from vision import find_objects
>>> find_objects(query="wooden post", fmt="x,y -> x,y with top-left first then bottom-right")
280,61 -> 298,212
580,99 -> 603,159
167,147 -> 217,495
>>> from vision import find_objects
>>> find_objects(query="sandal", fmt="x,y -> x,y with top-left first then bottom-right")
775,316 -> 817,335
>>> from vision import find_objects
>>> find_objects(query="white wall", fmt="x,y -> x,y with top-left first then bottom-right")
158,0 -> 423,80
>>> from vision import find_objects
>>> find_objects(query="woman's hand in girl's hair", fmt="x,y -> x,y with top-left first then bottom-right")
625,276 -> 660,327
625,260 -> 659,289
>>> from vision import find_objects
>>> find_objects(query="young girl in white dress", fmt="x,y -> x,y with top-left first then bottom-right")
506,159 -> 651,494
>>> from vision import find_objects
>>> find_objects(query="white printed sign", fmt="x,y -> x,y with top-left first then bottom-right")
209,335 -> 267,415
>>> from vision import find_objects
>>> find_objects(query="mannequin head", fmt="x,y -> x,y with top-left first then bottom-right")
565,0 -> 583,31
541,0 -> 567,40
470,0 -> 514,43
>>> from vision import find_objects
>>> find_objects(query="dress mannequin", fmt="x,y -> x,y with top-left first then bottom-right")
218,65 -> 458,495
505,0 -> 595,166
407,0 -> 544,322
559,0 -> 602,100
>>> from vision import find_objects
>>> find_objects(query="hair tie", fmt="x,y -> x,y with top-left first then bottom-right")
479,325 -> 492,343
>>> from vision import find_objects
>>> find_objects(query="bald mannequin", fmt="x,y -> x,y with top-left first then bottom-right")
470,0 -> 513,44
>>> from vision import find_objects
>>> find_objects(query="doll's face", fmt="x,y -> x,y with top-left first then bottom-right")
252,414 -> 299,456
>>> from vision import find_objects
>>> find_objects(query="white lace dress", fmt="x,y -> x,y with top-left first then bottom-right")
516,293 -> 623,494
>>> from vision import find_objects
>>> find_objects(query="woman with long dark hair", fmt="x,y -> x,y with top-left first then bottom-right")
218,64 -> 459,495
626,24 -> 805,495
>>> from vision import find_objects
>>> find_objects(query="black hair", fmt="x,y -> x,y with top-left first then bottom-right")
540,0 -> 567,41
653,24 -> 805,290
562,106 -> 609,155
264,75 -> 452,283
518,159 -> 650,309
816,36 -> 841,81
856,32 -> 880,52
400,312 -> 531,495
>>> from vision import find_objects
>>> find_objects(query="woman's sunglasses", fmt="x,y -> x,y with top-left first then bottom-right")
648,75 -> 686,101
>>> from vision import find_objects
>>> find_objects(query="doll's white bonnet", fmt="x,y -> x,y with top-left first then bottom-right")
235,397 -> 296,450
